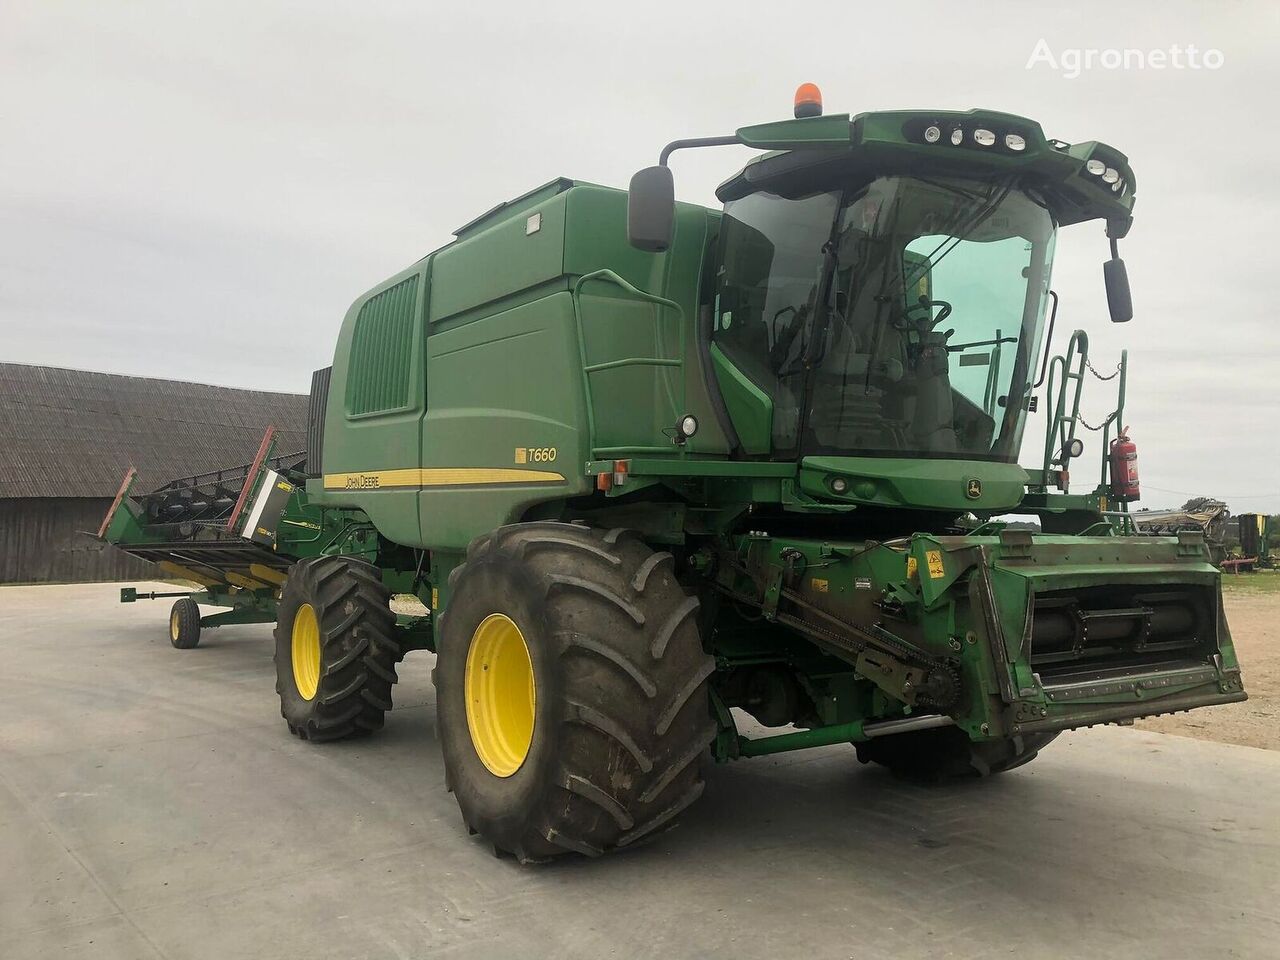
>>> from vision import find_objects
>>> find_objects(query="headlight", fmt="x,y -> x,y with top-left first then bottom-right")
974,129 -> 996,146
1086,159 -> 1106,175
950,128 -> 964,145
924,125 -> 941,143
1004,133 -> 1026,151
1102,167 -> 1119,184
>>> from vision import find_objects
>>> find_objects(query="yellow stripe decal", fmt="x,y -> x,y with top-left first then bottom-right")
323,467 -> 566,491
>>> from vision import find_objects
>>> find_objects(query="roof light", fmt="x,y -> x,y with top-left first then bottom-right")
974,129 -> 996,146
924,125 -> 941,143
793,83 -> 823,119
1005,133 -> 1026,151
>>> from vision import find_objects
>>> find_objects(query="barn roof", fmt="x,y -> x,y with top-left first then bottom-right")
0,363 -> 309,499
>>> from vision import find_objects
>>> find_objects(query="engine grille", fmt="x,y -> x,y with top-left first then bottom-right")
306,366 -> 331,478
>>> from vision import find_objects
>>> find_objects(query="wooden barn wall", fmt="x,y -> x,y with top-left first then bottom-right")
0,498 -> 156,583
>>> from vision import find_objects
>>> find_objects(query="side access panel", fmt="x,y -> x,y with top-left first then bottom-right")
419,188 -> 587,549
420,291 -> 589,549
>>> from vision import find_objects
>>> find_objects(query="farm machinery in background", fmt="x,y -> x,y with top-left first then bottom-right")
98,428 -> 310,645
101,85 -> 1246,861
1130,500 -> 1277,572
1132,498 -> 1232,565
1227,512 -> 1276,573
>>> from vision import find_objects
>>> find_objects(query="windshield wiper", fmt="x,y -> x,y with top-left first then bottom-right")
948,335 -> 1017,352
903,178 -> 1016,290
800,192 -> 850,369
789,189 -> 851,448
769,303 -> 810,375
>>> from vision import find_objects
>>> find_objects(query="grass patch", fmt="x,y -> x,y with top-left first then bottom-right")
1221,569 -> 1280,595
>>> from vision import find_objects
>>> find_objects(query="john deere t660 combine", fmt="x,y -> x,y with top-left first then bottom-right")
102,87 -> 1246,861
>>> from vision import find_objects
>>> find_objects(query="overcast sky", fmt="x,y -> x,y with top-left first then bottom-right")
3,1 -> 1278,511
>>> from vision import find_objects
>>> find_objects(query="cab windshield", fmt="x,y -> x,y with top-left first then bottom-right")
713,175 -> 1056,461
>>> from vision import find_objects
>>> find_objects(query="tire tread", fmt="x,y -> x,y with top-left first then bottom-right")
274,556 -> 399,743
441,524 -> 714,859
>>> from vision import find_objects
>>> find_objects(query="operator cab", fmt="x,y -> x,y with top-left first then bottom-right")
713,173 -> 1055,463
628,84 -> 1136,509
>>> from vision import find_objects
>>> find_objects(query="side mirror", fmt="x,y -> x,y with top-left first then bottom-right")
627,166 -> 675,252
1103,256 -> 1132,323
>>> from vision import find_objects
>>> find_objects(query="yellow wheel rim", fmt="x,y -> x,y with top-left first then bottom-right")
465,613 -> 536,777
291,603 -> 321,701
170,608 -> 180,642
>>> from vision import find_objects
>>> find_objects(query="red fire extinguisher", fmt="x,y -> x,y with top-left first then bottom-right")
1109,427 -> 1140,502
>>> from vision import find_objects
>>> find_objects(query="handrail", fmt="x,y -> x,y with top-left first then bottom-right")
572,269 -> 687,459
1037,330 -> 1128,503
1041,330 -> 1088,484
1032,290 -> 1059,389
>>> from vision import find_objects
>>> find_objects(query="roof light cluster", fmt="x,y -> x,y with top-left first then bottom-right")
918,122 -> 1028,154
1084,157 -> 1127,195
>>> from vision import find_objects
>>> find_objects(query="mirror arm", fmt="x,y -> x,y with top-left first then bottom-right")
1106,215 -> 1132,240
629,135 -> 743,252
658,135 -> 742,166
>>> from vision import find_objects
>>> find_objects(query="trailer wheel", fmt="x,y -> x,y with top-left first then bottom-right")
855,726 -> 1058,781
169,597 -> 201,649
274,556 -> 401,742
436,522 -> 716,862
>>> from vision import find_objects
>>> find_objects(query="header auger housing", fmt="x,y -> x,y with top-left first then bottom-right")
103,85 -> 1245,861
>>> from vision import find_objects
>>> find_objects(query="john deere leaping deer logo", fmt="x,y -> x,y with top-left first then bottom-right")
965,478 -> 982,499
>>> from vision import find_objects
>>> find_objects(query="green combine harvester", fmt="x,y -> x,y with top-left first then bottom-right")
102,85 -> 1246,861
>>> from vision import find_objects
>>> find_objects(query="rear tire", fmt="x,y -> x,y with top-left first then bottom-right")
436,522 -> 716,861
169,597 -> 201,649
274,556 -> 401,742
855,726 -> 1058,781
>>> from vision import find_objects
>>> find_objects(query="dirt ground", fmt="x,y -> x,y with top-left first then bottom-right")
1135,574 -> 1280,750
5,581 -> 1279,959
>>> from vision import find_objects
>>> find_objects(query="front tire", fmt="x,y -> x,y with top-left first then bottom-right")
274,556 -> 401,742
856,726 -> 1058,781
436,522 -> 716,861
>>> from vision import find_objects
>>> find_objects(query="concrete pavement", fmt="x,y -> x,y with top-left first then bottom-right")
2,582 -> 1277,959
